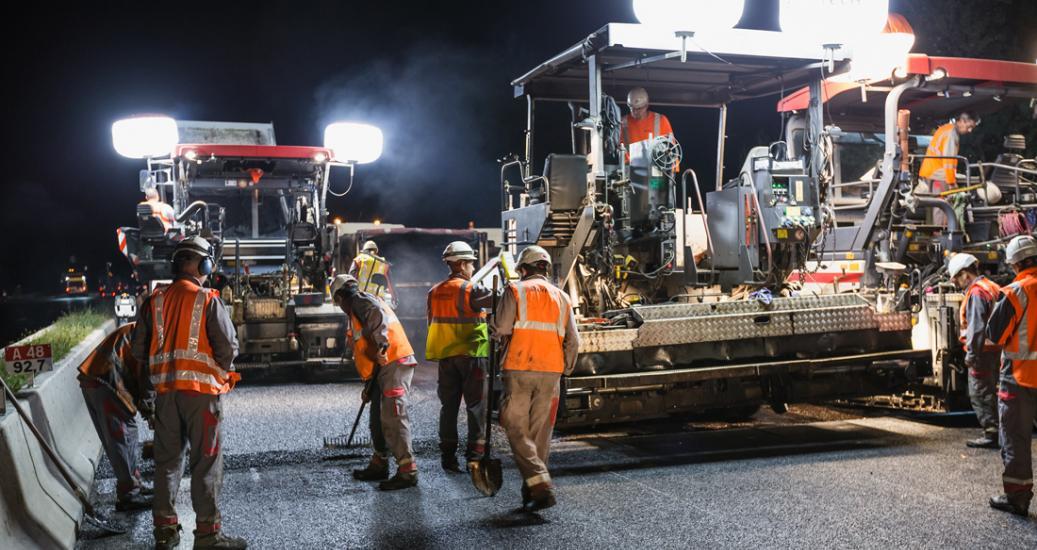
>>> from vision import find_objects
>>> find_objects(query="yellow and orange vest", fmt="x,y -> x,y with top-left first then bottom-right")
426,277 -> 488,361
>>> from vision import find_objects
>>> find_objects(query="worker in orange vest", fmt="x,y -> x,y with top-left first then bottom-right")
140,187 -> 176,232
426,241 -> 493,473
985,235 -> 1037,516
948,253 -> 1002,449
492,246 -> 580,512
130,236 -> 245,549
78,322 -> 153,512
622,87 -> 675,148
332,274 -> 419,491
918,112 -> 978,226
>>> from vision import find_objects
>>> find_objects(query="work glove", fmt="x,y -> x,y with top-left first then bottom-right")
361,381 -> 372,404
964,356 -> 976,370
377,344 -> 390,366
138,398 -> 156,429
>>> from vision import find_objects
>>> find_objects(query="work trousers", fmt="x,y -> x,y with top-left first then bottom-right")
437,356 -> 488,459
153,391 -> 224,535
969,351 -> 1001,436
998,379 -> 1036,498
499,371 -> 560,487
370,361 -> 416,471
81,384 -> 142,498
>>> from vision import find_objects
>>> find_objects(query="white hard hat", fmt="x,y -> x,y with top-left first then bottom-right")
627,87 -> 649,110
442,241 -> 477,263
976,182 -> 1003,205
1006,235 -> 1037,265
517,245 -> 551,267
947,253 -> 979,278
362,240 -> 378,253
330,274 -> 359,300
172,235 -> 212,260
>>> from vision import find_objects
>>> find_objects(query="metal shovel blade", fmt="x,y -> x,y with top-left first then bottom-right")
469,457 -> 503,497
82,511 -> 127,536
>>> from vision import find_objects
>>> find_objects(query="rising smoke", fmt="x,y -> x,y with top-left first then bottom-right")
314,42 -> 519,229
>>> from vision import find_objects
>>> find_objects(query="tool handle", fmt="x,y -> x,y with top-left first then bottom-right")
484,276 -> 499,456
346,397 -> 368,446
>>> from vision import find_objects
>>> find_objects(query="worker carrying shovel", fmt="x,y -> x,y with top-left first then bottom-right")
491,246 -> 580,511
332,274 -> 419,491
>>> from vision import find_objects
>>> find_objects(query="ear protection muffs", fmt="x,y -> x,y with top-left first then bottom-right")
198,257 -> 214,276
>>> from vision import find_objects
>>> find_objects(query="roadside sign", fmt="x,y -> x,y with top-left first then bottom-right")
4,344 -> 54,380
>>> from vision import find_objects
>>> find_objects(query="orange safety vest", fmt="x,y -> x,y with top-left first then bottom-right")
919,123 -> 959,184
141,199 -> 176,231
78,323 -> 141,413
622,112 -> 673,146
502,278 -> 570,374
350,297 -> 415,380
959,276 -> 1002,351
148,279 -> 238,395
995,267 -> 1037,388
353,253 -> 391,300
426,277 -> 489,361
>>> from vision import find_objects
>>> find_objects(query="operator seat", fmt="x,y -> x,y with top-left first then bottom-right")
137,203 -> 172,243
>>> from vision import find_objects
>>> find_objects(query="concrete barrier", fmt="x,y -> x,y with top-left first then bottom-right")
0,319 -> 114,550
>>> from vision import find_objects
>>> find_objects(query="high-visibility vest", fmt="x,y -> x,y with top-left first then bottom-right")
426,277 -> 488,361
622,112 -> 672,146
995,267 -> 1037,388
78,323 -> 140,413
959,276 -> 1002,350
350,297 -> 414,380
354,253 -> 390,299
919,123 -> 958,184
502,278 -> 570,374
148,279 -> 238,395
141,199 -> 176,231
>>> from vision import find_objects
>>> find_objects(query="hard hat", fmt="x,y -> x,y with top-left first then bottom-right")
330,274 -> 359,300
517,245 -> 551,267
627,87 -> 649,110
442,241 -> 477,263
172,235 -> 212,260
947,253 -> 979,278
362,240 -> 379,253
1005,235 -> 1037,265
976,182 -> 1002,205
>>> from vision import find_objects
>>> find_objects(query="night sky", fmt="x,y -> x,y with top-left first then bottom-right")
2,0 -> 1035,292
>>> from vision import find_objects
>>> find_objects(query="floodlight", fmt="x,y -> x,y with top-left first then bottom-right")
632,0 -> 745,33
112,115 -> 178,159
324,122 -> 383,164
779,0 -> 889,46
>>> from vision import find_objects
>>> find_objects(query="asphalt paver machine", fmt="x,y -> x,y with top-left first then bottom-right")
502,24 -> 924,426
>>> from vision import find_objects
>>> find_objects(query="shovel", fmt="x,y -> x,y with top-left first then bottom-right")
0,375 -> 126,535
470,276 -> 504,496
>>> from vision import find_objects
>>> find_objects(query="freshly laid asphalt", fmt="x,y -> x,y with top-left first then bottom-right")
79,367 -> 1037,549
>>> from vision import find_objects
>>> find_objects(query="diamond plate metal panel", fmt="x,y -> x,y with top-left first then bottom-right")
633,311 -> 796,347
636,293 -> 867,320
791,305 -> 877,335
876,312 -> 913,332
578,328 -> 638,353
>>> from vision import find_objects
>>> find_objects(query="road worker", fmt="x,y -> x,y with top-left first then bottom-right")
130,235 -> 245,549
491,246 -> 580,512
349,240 -> 397,307
622,87 -> 675,148
948,253 -> 1001,449
985,235 -> 1037,516
918,112 -> 978,226
140,187 -> 176,232
78,322 -> 153,512
332,274 -> 419,491
426,241 -> 493,473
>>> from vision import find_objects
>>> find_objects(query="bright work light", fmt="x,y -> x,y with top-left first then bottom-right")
840,13 -> 915,83
324,122 -> 383,164
112,115 -> 178,159
779,0 -> 889,46
632,0 -> 745,33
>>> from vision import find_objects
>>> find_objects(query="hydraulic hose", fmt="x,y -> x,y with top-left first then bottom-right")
176,200 -> 210,223
913,196 -> 960,234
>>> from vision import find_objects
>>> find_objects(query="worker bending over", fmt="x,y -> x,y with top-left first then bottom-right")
131,236 -> 245,549
492,246 -> 580,511
918,112 -> 978,226
349,240 -> 397,307
77,322 -> 152,512
985,235 -> 1037,516
948,253 -> 1001,449
426,241 -> 493,473
332,274 -> 419,491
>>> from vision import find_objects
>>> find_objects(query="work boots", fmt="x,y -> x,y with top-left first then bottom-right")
378,470 -> 418,491
193,532 -> 248,549
966,433 -> 999,449
441,454 -> 464,473
522,482 -> 557,512
116,492 -> 154,512
154,525 -> 182,550
352,455 -> 390,481
989,493 -> 1032,516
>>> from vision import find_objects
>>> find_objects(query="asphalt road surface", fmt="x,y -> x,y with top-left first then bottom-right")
79,367 -> 1037,549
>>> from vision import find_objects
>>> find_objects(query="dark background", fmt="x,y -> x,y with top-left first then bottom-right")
1,0 -> 1035,292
